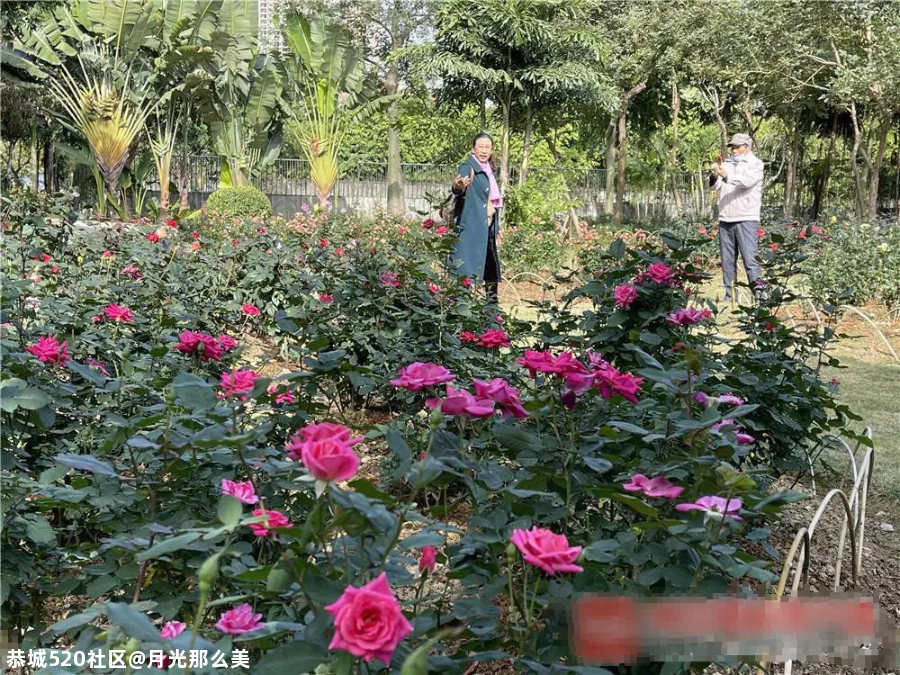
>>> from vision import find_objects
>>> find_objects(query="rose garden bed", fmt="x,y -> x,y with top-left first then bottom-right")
0,193 -> 878,675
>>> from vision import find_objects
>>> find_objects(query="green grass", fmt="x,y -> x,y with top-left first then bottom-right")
823,356 -> 900,501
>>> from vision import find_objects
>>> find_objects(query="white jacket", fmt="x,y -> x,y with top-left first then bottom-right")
711,153 -> 764,222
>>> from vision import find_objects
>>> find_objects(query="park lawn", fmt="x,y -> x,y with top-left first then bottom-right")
823,354 -> 900,502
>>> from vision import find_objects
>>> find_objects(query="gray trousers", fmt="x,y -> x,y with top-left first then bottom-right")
719,220 -> 762,297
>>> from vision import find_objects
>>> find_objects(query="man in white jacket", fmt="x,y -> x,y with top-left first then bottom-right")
710,133 -> 764,303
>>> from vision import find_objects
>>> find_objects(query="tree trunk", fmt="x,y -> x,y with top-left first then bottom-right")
385,61 -> 404,216
867,111 -> 891,220
42,140 -> 51,193
518,97 -> 533,186
811,122 -> 836,221
784,123 -> 800,218
614,81 -> 647,227
499,87 -> 512,194
603,119 -> 616,215
179,105 -> 190,211
31,130 -> 39,191
546,133 -> 579,241
480,85 -> 487,130
669,81 -> 682,215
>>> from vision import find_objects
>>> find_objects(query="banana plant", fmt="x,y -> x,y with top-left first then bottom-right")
47,55 -> 155,210
282,12 -> 391,209
147,113 -> 178,220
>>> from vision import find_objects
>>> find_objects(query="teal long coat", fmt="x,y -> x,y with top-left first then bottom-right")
450,155 -> 501,282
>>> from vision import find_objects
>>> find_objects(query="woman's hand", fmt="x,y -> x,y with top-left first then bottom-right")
453,173 -> 472,191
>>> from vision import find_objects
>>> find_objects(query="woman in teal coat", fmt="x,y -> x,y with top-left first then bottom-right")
450,132 -> 502,304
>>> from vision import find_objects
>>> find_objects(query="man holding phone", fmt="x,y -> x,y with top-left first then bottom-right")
710,133 -> 764,304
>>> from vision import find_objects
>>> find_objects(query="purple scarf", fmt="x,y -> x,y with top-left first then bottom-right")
475,156 -> 503,207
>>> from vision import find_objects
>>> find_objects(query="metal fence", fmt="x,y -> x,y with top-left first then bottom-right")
164,155 -> 792,221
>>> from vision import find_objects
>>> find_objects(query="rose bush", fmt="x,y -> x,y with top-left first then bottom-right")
1,189 -> 864,674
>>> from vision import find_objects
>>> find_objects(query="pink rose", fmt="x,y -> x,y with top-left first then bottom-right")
472,378 -> 529,418
419,546 -> 437,573
222,478 -> 259,505
676,495 -> 743,521
219,369 -> 260,399
147,232 -> 159,243
478,329 -> 510,349
215,604 -> 265,634
102,250 -> 114,259
435,226 -> 448,235
717,394 -> 744,406
510,527 -> 583,575
645,262 -> 673,286
285,422 -> 363,460
120,265 -> 143,280
459,331 -> 477,343
325,572 -> 413,664
389,362 -> 456,391
622,474 -> 684,499
26,336 -> 70,366
425,384 -> 495,419
379,271 -> 400,287
422,218 -> 435,229
319,293 -> 333,303
613,284 -> 638,308
160,620 -> 185,640
241,304 -> 261,316
248,508 -> 291,537
103,303 -> 134,323
299,438 -> 360,482
667,307 -> 713,325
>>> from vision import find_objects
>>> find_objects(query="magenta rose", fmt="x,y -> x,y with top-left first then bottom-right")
241,304 -> 261,316
419,546 -> 437,573
472,378 -> 529,418
215,604 -> 265,634
174,330 -> 223,362
517,349 -> 558,378
325,572 -> 413,664
613,284 -> 639,308
478,329 -> 510,349
667,307 -> 713,325
510,527 -> 583,575
26,336 -> 70,366
389,362 -> 456,391
425,384 -> 495,419
103,303 -> 134,323
218,369 -> 260,399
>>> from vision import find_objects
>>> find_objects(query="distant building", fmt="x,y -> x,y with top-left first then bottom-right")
258,0 -> 286,53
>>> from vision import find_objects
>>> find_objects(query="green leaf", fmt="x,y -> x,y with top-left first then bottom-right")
55,453 -> 117,476
492,425 -> 542,454
173,372 -> 216,410
637,567 -> 664,586
12,386 -> 53,410
26,515 -> 57,545
385,429 -> 411,463
583,456 -> 613,474
606,421 -> 651,436
217,495 -> 243,527
611,493 -> 658,517
107,603 -> 165,644
136,532 -> 202,561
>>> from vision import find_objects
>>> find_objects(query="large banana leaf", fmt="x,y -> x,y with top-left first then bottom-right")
216,0 -> 258,39
244,56 -> 282,132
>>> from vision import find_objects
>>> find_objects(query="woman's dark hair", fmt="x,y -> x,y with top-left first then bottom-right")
471,131 -> 496,169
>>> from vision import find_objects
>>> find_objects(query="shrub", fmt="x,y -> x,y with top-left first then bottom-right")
802,216 -> 900,316
205,186 -> 272,221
